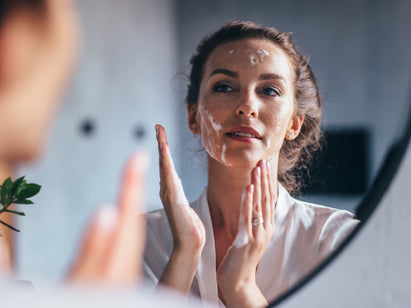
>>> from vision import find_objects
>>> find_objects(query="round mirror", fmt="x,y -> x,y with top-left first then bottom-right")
14,0 -> 410,306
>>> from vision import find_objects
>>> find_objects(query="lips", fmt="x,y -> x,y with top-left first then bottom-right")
226,126 -> 262,142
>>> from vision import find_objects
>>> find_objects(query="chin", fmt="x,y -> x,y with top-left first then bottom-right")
218,152 -> 263,169
11,137 -> 45,164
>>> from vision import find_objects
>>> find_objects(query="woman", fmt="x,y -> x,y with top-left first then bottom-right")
0,0 -> 147,287
145,21 -> 359,307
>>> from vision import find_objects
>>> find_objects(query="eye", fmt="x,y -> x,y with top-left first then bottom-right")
261,87 -> 281,97
213,83 -> 234,93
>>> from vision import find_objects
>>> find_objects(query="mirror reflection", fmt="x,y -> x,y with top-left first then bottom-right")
144,22 -> 359,306
0,0 -> 407,306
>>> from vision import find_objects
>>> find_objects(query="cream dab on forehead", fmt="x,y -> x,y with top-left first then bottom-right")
226,46 -> 270,66
249,48 -> 270,65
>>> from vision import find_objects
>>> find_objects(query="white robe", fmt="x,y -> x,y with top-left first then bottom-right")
143,184 -> 359,306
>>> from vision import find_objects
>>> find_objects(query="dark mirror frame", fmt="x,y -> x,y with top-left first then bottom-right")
269,90 -> 411,307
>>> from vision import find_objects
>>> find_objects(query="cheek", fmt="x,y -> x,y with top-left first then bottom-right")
263,103 -> 293,151
197,105 -> 222,153
197,104 -> 232,165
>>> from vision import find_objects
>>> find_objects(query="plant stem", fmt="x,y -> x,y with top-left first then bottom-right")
0,219 -> 20,232
4,209 -> 25,216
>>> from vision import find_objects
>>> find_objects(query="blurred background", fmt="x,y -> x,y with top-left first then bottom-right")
16,0 -> 411,283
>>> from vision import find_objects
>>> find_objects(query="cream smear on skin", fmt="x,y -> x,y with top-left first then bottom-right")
232,189 -> 250,248
198,104 -> 234,167
249,49 -> 269,66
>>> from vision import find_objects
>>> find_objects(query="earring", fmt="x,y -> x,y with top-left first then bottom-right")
287,133 -> 292,139
193,127 -> 198,133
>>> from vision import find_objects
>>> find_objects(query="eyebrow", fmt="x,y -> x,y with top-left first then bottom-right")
209,69 -> 286,84
209,69 -> 238,79
259,73 -> 287,84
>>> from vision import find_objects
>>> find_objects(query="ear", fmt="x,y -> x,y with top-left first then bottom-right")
285,114 -> 304,140
187,104 -> 201,134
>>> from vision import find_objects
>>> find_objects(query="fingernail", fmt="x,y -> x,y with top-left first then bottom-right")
155,125 -> 159,139
249,184 -> 254,194
256,166 -> 261,177
261,160 -> 266,172
96,205 -> 117,232
134,151 -> 150,172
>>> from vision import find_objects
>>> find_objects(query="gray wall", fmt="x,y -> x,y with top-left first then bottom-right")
176,0 -> 411,211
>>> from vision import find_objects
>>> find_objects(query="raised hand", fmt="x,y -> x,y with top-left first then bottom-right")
67,151 -> 148,288
217,160 -> 275,307
155,124 -> 205,294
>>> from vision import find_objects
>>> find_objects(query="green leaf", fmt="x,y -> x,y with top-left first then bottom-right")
14,179 -> 27,199
14,200 -> 34,205
15,183 -> 41,199
1,178 -> 13,206
5,209 -> 25,216
11,176 -> 25,197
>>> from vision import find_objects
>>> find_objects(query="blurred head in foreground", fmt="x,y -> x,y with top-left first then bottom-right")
0,0 -> 79,164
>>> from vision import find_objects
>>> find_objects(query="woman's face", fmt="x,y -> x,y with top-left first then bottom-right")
188,39 -> 303,169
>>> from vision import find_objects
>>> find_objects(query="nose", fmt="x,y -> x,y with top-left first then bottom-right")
235,91 -> 258,118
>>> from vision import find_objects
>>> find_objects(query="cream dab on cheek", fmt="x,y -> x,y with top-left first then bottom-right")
198,104 -> 225,162
206,109 -> 222,133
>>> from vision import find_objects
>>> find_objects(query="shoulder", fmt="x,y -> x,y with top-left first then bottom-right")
277,184 -> 360,251
143,208 -> 172,283
145,208 -> 171,249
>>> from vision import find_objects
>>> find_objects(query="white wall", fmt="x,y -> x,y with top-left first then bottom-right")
280,136 -> 411,307
16,0 -> 178,281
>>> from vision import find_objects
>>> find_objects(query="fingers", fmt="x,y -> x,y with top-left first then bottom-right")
67,151 -> 149,287
241,184 -> 254,238
266,162 -> 275,226
156,124 -> 169,190
108,151 -> 149,282
252,166 -> 262,221
117,151 -> 149,217
248,160 -> 275,238
156,124 -> 176,180
67,205 -> 116,283
259,160 -> 271,229
155,124 -> 188,207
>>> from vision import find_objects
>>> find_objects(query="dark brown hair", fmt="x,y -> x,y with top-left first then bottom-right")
0,0 -> 46,27
186,21 -> 322,193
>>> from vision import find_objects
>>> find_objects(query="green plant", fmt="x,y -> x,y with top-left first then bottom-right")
0,176 -> 41,235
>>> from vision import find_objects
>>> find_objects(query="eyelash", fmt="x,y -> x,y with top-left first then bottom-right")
213,83 -> 234,93
212,83 -> 281,97
260,86 -> 281,97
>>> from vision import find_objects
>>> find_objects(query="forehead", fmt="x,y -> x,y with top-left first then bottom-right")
203,39 -> 294,81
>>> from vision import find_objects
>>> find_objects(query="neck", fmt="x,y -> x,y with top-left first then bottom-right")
207,155 -> 278,239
